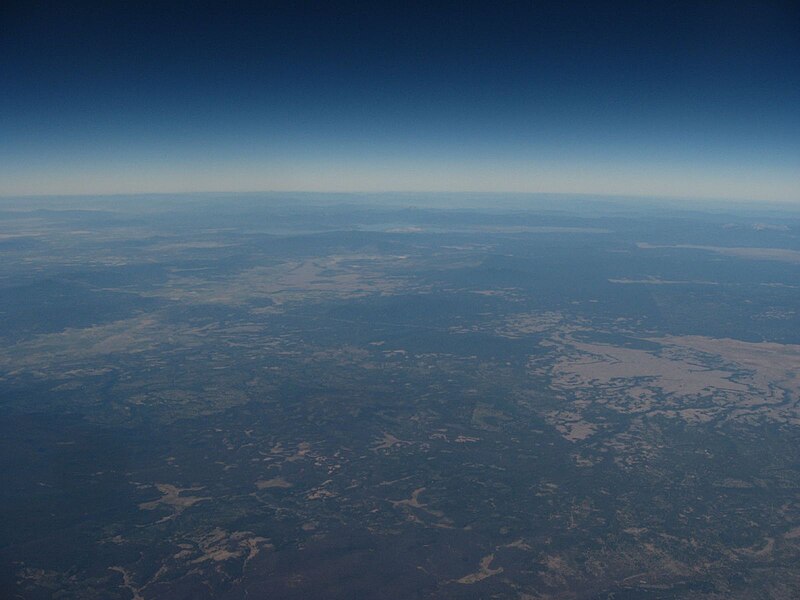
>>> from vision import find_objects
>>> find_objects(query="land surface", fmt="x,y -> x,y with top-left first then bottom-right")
1,194 -> 800,599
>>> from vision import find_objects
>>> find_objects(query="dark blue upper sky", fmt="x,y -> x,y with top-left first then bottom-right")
2,1 -> 799,200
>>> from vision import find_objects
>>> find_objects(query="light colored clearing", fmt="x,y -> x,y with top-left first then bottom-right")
637,242 -> 800,264
140,530 -> 271,591
784,526 -> 800,539
391,225 -> 609,234
0,315 -> 261,425
372,432 -> 409,451
0,315 -> 160,372
656,335 -> 800,402
286,441 -> 312,462
149,255 -> 413,306
470,288 -> 518,296
390,487 -> 452,527
267,441 -> 314,462
456,554 -> 503,584
148,241 -> 233,251
307,485 -> 337,500
138,484 -> 209,522
382,349 -> 408,357
737,537 -> 775,558
752,222 -> 790,232
391,487 -> 429,510
190,529 -> 244,564
504,539 -> 532,551
609,277 -> 718,286
377,475 -> 415,487
540,332 -> 800,438
386,226 -> 424,232
467,225 -> 611,234
553,338 -> 749,398
546,412 -> 598,442
183,529 -> 273,582
255,476 -> 292,490
0,232 -> 45,240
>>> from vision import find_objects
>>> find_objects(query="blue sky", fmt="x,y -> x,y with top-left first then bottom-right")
2,1 -> 799,201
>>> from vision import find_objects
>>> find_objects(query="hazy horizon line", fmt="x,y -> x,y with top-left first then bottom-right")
2,188 -> 798,209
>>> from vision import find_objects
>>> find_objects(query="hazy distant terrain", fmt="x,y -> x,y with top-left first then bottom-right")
2,194 -> 800,599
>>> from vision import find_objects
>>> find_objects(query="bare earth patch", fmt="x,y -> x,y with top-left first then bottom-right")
456,554 -> 504,584
138,483 -> 210,522
255,476 -> 293,489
